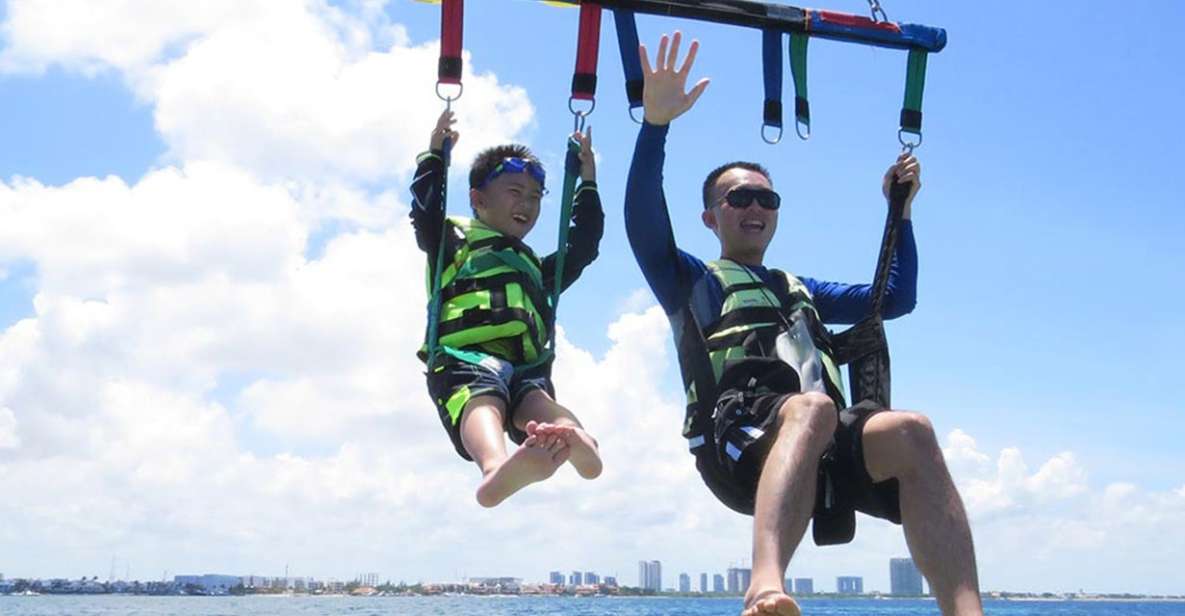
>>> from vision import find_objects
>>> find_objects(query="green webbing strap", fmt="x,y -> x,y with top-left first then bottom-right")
425,140 -> 453,369
789,32 -> 810,140
899,48 -> 928,148
456,250 -> 545,291
548,136 -> 582,354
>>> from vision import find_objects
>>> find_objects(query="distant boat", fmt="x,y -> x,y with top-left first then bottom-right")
13,590 -> 42,596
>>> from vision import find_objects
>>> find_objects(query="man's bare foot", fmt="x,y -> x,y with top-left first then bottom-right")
474,435 -> 565,508
742,589 -> 801,616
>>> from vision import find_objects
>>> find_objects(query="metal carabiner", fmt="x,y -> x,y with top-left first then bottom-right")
436,82 -> 463,111
898,128 -> 921,153
628,106 -> 645,125
569,96 -> 596,133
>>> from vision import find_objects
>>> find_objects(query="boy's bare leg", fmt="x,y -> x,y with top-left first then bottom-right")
862,411 -> 983,616
743,392 -> 837,616
514,389 -> 602,479
461,395 -> 568,508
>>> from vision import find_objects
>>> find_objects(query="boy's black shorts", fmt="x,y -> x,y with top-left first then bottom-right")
426,355 -> 554,461
702,360 -> 902,529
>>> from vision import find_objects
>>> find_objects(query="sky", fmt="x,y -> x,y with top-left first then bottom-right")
1,0 -> 1184,596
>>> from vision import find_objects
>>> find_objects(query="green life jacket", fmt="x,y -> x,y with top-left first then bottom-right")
678,259 -> 846,450
422,216 -> 552,366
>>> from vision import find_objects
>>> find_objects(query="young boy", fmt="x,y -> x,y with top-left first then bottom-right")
410,110 -> 604,507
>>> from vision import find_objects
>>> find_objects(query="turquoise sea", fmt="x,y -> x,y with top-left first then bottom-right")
1,596 -> 1183,616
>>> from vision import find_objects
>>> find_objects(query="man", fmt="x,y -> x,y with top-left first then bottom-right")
624,32 -> 983,616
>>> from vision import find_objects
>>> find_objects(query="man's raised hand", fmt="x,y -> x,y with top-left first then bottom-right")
640,31 -> 710,126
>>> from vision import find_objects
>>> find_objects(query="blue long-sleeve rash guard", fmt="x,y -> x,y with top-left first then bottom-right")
625,122 -> 918,325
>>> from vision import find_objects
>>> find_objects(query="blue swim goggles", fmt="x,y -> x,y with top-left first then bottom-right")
476,157 -> 547,191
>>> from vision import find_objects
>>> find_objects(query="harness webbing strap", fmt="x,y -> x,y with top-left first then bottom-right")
438,0 -> 463,85
571,3 -> 603,101
789,32 -> 810,137
612,9 -> 644,116
549,138 -> 583,352
761,29 -> 783,141
900,48 -> 928,138
761,29 -> 782,127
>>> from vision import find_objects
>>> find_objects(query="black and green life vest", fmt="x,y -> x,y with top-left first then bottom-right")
675,259 -> 846,470
423,216 -> 553,366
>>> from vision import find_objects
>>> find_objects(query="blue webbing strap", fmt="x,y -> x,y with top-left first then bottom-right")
612,9 -> 644,122
761,28 -> 783,143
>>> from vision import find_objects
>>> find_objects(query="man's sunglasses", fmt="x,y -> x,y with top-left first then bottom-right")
719,187 -> 781,210
476,158 -> 547,191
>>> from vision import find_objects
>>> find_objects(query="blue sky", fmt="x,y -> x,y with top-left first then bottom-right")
1,0 -> 1184,596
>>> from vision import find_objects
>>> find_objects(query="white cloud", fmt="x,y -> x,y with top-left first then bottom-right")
0,406 -> 19,449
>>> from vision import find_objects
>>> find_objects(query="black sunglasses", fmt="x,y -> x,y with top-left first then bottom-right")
721,187 -> 781,210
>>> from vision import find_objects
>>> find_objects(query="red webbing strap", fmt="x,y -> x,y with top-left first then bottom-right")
438,0 -> 463,86
571,3 -> 603,102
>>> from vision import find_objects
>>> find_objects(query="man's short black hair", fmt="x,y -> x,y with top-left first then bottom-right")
469,144 -> 543,190
702,161 -> 772,209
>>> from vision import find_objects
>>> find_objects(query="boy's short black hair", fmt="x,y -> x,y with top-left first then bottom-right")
469,144 -> 543,190
702,161 -> 773,209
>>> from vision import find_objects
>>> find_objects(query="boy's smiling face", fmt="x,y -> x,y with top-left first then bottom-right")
470,172 -> 543,239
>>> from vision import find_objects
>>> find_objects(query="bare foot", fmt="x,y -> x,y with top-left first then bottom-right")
742,589 -> 800,616
551,424 -> 602,479
474,435 -> 565,508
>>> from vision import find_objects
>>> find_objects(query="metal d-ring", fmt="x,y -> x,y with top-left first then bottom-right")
795,119 -> 812,141
762,123 -> 784,145
628,105 -> 644,125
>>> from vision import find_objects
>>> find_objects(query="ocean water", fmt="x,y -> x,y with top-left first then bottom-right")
0,596 -> 1182,616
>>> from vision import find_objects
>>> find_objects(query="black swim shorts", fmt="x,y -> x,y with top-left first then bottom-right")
701,359 -> 901,538
426,355 -> 554,461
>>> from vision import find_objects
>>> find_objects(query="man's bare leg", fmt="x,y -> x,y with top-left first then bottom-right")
863,411 -> 983,616
514,389 -> 602,479
742,392 -> 838,616
461,395 -> 568,508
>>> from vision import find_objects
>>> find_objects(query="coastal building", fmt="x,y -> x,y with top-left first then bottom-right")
637,561 -> 662,591
174,574 -> 241,594
890,558 -> 924,596
585,572 -> 599,585
569,571 -> 583,586
604,576 -> 617,587
700,573 -> 708,593
549,571 -> 564,585
793,578 -> 814,595
469,577 -> 521,592
713,574 -> 725,593
727,568 -> 751,594
679,573 -> 691,593
837,576 -> 863,594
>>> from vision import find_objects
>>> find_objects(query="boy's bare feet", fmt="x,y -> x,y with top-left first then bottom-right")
742,589 -> 801,616
474,433 -> 567,508
530,421 -> 602,479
